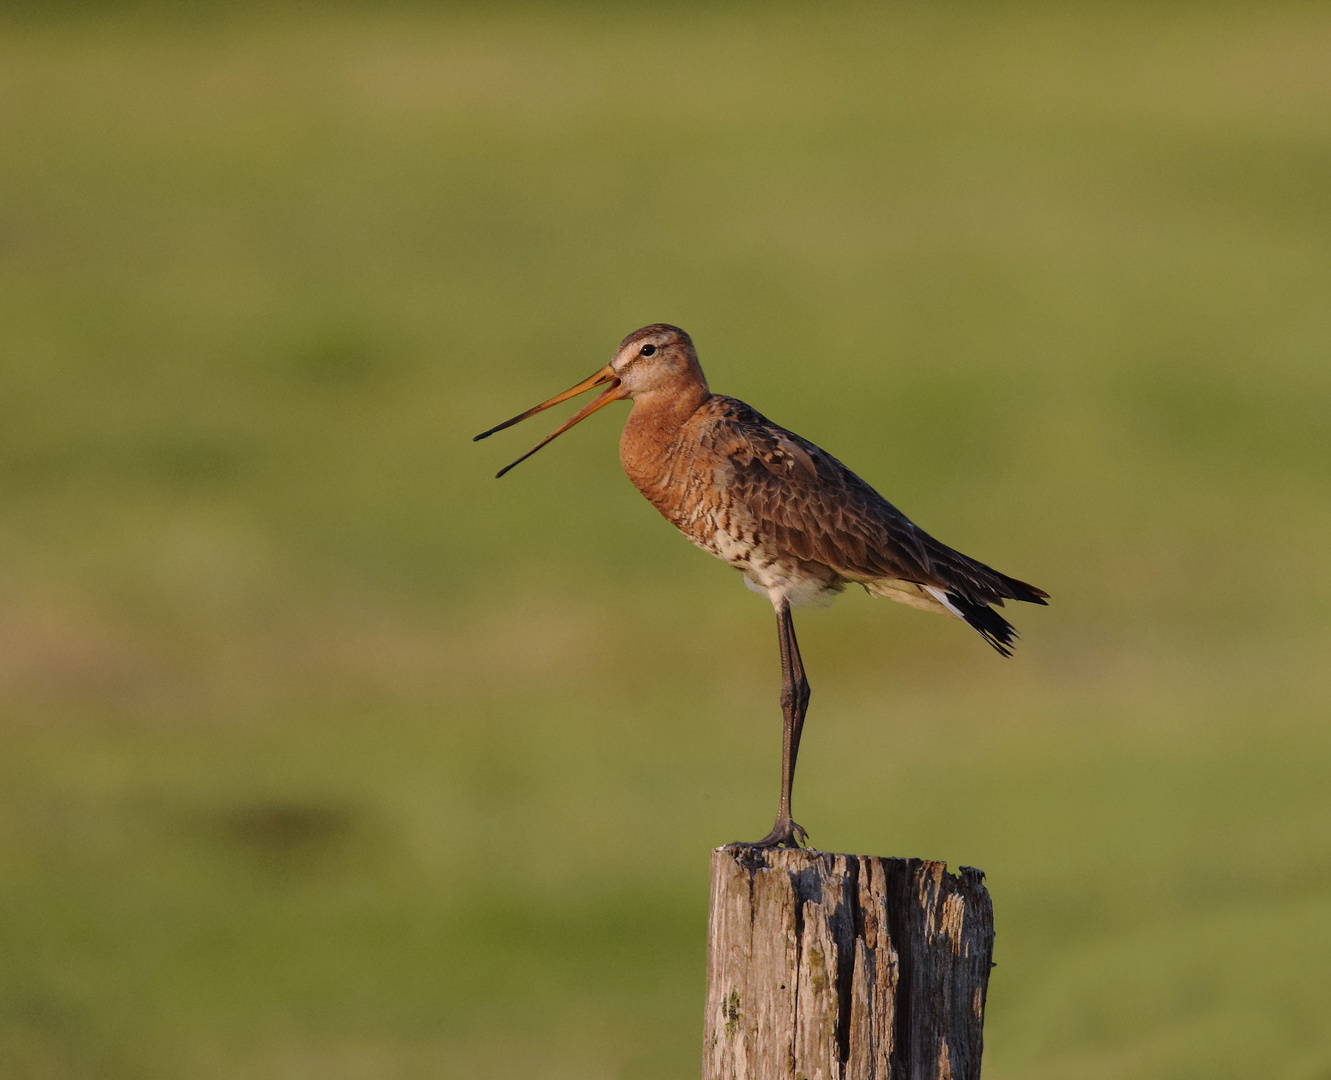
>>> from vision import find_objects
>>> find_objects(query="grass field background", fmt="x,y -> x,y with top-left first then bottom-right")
2,3 -> 1330,1078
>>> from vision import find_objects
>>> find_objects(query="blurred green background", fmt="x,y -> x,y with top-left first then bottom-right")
2,2 -> 1330,1077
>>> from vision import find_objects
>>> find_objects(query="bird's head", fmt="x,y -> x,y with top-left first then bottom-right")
608,324 -> 707,397
474,324 -> 708,478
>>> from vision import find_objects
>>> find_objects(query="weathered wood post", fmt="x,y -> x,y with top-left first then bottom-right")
704,847 -> 995,1080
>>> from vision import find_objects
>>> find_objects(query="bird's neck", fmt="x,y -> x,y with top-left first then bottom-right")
620,383 -> 711,477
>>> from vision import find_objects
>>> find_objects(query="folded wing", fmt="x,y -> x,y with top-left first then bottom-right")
699,396 -> 1047,653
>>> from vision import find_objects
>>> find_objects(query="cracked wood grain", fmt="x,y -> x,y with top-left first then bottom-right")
703,847 -> 994,1080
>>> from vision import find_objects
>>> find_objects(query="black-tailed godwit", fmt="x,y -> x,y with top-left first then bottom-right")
476,324 -> 1047,847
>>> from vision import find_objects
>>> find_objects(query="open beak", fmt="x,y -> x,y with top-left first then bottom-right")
473,363 -> 627,478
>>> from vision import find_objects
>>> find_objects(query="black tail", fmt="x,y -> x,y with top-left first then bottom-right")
943,573 -> 1047,657
914,531 -> 1048,655
945,591 -> 1022,656
998,574 -> 1049,607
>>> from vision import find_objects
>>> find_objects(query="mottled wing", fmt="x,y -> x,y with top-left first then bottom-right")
699,396 -> 1047,609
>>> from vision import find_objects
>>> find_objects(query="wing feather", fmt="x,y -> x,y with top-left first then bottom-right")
699,396 -> 1047,609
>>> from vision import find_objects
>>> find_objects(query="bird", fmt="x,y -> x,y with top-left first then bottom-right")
475,324 -> 1047,848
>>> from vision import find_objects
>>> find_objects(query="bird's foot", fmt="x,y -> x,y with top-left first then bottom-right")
733,815 -> 808,850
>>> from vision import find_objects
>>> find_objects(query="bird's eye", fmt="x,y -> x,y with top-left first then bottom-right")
640,344 -> 656,357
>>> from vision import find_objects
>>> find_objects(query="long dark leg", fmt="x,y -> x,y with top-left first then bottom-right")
746,600 -> 811,848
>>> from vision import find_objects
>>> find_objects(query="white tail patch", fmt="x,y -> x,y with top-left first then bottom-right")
923,584 -> 966,622
861,576 -> 952,617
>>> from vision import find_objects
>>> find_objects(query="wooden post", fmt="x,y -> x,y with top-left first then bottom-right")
703,846 -> 995,1080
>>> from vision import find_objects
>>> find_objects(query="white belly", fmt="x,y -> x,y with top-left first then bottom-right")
700,520 -> 843,609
